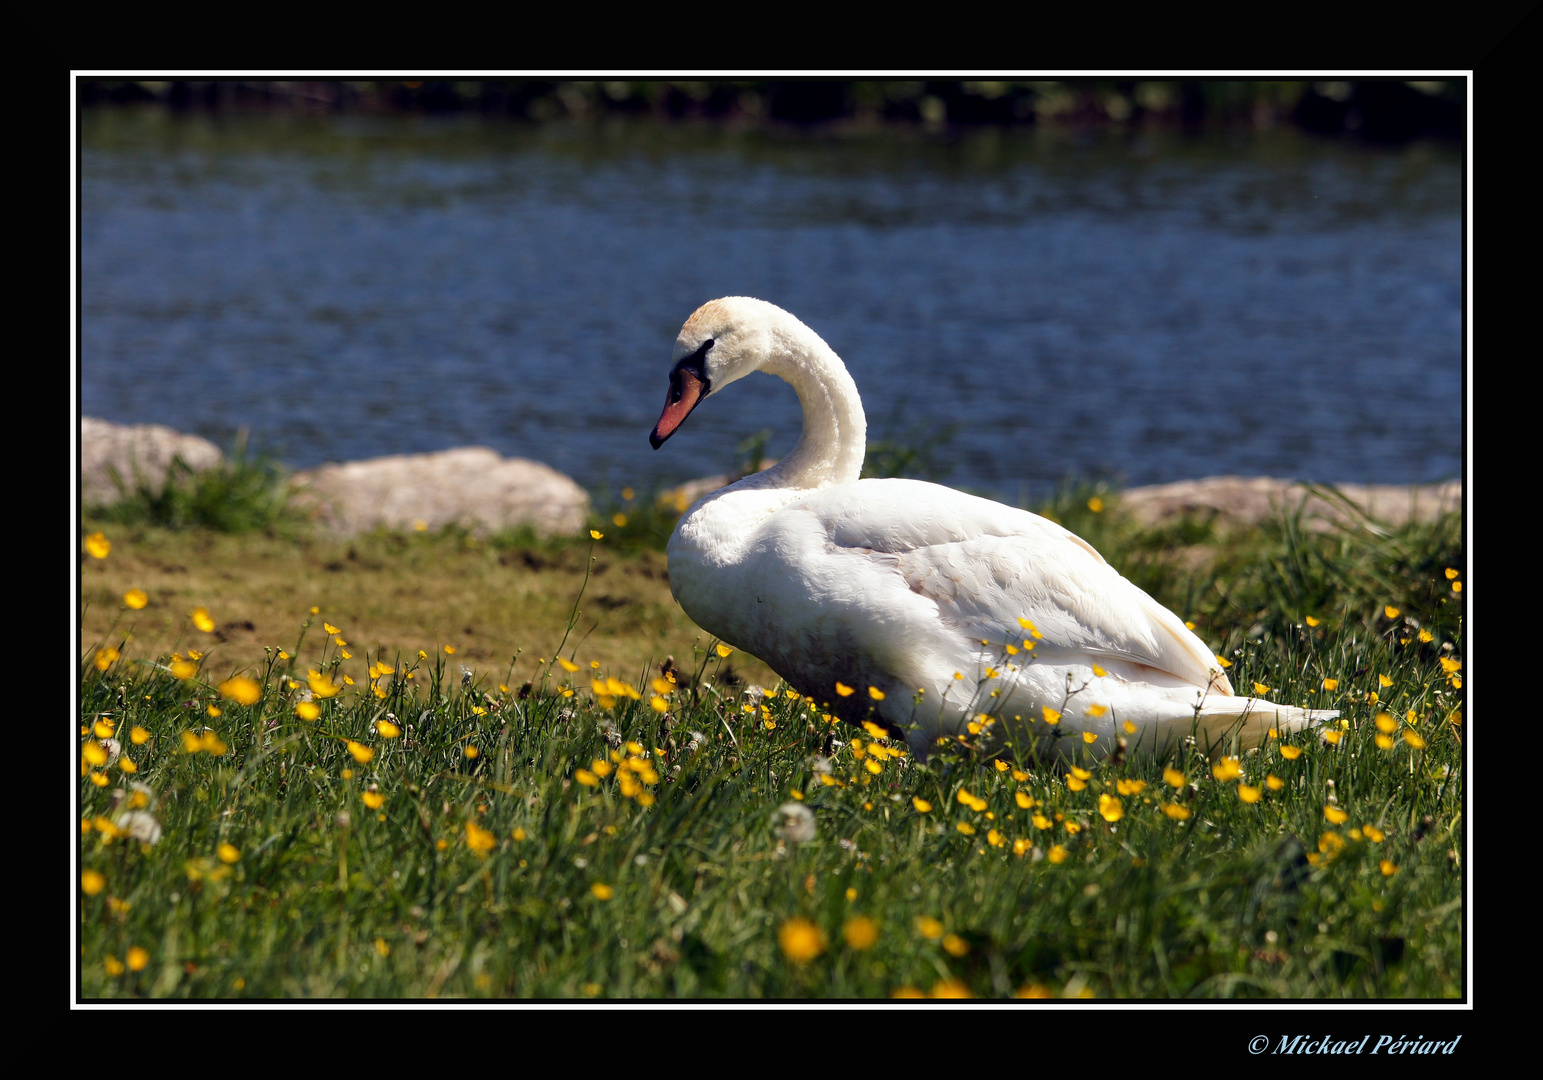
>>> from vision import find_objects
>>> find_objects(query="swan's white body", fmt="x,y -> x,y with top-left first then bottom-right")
651,297 -> 1335,758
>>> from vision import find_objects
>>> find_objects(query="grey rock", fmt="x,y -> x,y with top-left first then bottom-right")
80,417 -> 224,506
1116,476 -> 1461,530
292,447 -> 589,538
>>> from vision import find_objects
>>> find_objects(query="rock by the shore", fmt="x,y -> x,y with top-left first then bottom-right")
292,447 -> 589,538
1115,476 -> 1461,530
661,467 -> 1460,530
80,417 -> 224,505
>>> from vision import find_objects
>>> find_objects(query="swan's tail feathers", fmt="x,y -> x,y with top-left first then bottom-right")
1190,698 -> 1339,750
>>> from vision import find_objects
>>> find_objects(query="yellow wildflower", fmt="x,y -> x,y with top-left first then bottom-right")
1041,706 -> 1061,725
1237,784 -> 1262,804
835,681 -> 854,697
1047,845 -> 1068,863
1211,756 -> 1242,782
1404,729 -> 1427,749
1098,794 -> 1123,822
218,676 -> 261,706
217,843 -> 240,864
346,741 -> 374,764
307,670 -> 342,699
1161,803 -> 1191,820
1324,806 -> 1348,824
778,918 -> 826,963
912,797 -> 932,813
465,821 -> 496,856
843,916 -> 879,950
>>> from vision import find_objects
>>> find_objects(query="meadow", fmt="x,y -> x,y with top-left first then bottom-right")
77,469 -> 1464,999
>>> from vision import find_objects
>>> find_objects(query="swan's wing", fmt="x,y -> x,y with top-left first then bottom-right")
793,478 -> 1230,693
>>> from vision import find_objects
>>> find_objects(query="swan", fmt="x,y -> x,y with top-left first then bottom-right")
649,296 -> 1336,759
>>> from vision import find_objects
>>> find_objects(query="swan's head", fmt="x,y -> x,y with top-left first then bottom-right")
650,297 -> 790,449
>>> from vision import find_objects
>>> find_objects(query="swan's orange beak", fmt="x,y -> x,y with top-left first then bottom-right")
650,366 -> 708,449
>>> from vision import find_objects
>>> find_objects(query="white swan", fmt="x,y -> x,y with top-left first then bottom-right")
649,297 -> 1336,759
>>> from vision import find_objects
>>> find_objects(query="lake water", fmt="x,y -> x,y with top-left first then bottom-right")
79,111 -> 1463,502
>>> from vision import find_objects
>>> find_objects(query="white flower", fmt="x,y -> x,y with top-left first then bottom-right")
115,809 -> 162,844
773,802 -> 816,844
100,738 -> 122,766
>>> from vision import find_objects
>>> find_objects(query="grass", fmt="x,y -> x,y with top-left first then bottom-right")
76,487 -> 1464,999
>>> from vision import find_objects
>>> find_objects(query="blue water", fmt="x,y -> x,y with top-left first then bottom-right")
80,112 -> 1463,501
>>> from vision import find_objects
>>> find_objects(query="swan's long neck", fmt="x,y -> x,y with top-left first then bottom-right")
750,327 -> 866,491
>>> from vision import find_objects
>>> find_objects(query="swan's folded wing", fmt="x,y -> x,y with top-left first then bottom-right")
799,478 -> 1229,693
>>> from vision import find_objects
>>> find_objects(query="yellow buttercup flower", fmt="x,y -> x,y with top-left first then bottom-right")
86,532 -> 111,558
192,607 -> 215,633
218,676 -> 261,706
1305,615 -> 1320,627
912,797 -> 932,813
1161,803 -> 1191,820
843,916 -> 879,950
1378,673 -> 1393,688
1237,784 -> 1262,804
1384,606 -> 1400,619
714,643 -> 732,658
1252,682 -> 1271,696
778,918 -> 826,963
1047,845 -> 1068,864
1404,729 -> 1427,749
1098,794 -> 1123,822
1164,767 -> 1187,788
1086,703 -> 1107,717
868,686 -> 885,700
1324,806 -> 1348,824
1082,731 -> 1098,744
217,843 -> 241,864
834,681 -> 854,697
346,741 -> 374,764
1211,757 -> 1242,782
1279,745 -> 1302,760
1265,774 -> 1284,791
465,821 -> 496,856
916,916 -> 945,940
123,588 -> 148,609
307,670 -> 343,699
377,720 -> 400,738
1041,706 -> 1061,725
362,791 -> 385,810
